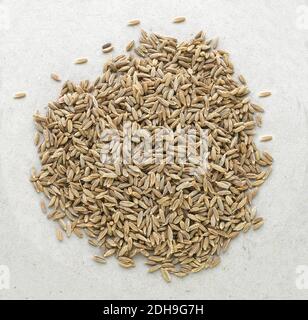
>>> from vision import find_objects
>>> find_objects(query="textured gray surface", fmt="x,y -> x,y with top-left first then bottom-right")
0,0 -> 308,300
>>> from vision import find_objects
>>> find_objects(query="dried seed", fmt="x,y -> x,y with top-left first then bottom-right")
93,255 -> 106,264
253,218 -> 264,230
127,19 -> 140,26
148,265 -> 162,273
14,92 -> 26,99
161,269 -> 171,283
102,45 -> 114,53
211,37 -> 219,49
126,40 -> 135,52
258,91 -> 271,97
31,30 -> 272,282
34,132 -> 40,146
66,221 -> 72,238
118,261 -> 135,268
102,42 -> 112,49
50,73 -> 61,82
56,229 -> 63,241
173,16 -> 186,23
74,58 -> 88,64
238,74 -> 247,85
260,135 -> 273,142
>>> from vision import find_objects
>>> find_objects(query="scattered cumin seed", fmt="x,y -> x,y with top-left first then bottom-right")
161,269 -> 171,283
74,57 -> 88,64
260,135 -> 273,142
93,255 -> 106,264
258,91 -> 271,97
173,16 -> 186,23
174,272 -> 188,278
127,19 -> 140,26
102,46 -> 114,53
56,229 -> 63,241
50,73 -> 61,82
14,92 -> 26,99
253,219 -> 264,230
102,42 -> 112,49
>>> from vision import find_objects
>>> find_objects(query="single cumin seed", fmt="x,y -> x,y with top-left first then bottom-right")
258,91 -> 272,97
127,19 -> 140,26
260,135 -> 273,142
211,37 -> 219,49
50,73 -> 61,82
239,74 -> 247,85
34,132 -> 40,146
161,269 -> 171,283
56,229 -> 63,241
126,40 -> 135,52
14,92 -> 26,99
102,42 -> 112,49
74,57 -> 88,64
102,46 -> 114,53
93,255 -> 106,264
173,16 -> 186,23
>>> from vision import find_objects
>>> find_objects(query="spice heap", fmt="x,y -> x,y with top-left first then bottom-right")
30,30 -> 272,281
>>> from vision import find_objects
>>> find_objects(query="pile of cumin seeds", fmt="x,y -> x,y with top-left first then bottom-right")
30,30 -> 273,281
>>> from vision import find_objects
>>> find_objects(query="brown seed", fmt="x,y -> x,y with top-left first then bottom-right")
30,30 -> 272,282
253,219 -> 264,230
126,40 -> 135,52
258,91 -> 271,97
73,228 -> 83,238
50,73 -> 61,82
102,46 -> 114,53
239,74 -> 247,85
34,132 -> 40,146
118,261 -> 135,268
14,92 -> 26,99
74,57 -> 88,64
56,229 -> 63,241
148,265 -> 162,273
66,221 -> 72,237
127,19 -> 140,26
161,269 -> 171,283
211,37 -> 219,49
173,16 -> 186,23
67,120 -> 73,133
102,42 -> 112,49
260,135 -> 273,142
93,255 -> 106,264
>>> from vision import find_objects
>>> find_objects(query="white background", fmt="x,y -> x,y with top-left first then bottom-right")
0,0 -> 308,300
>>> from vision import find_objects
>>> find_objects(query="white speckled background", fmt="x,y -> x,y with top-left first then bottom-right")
0,0 -> 308,300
